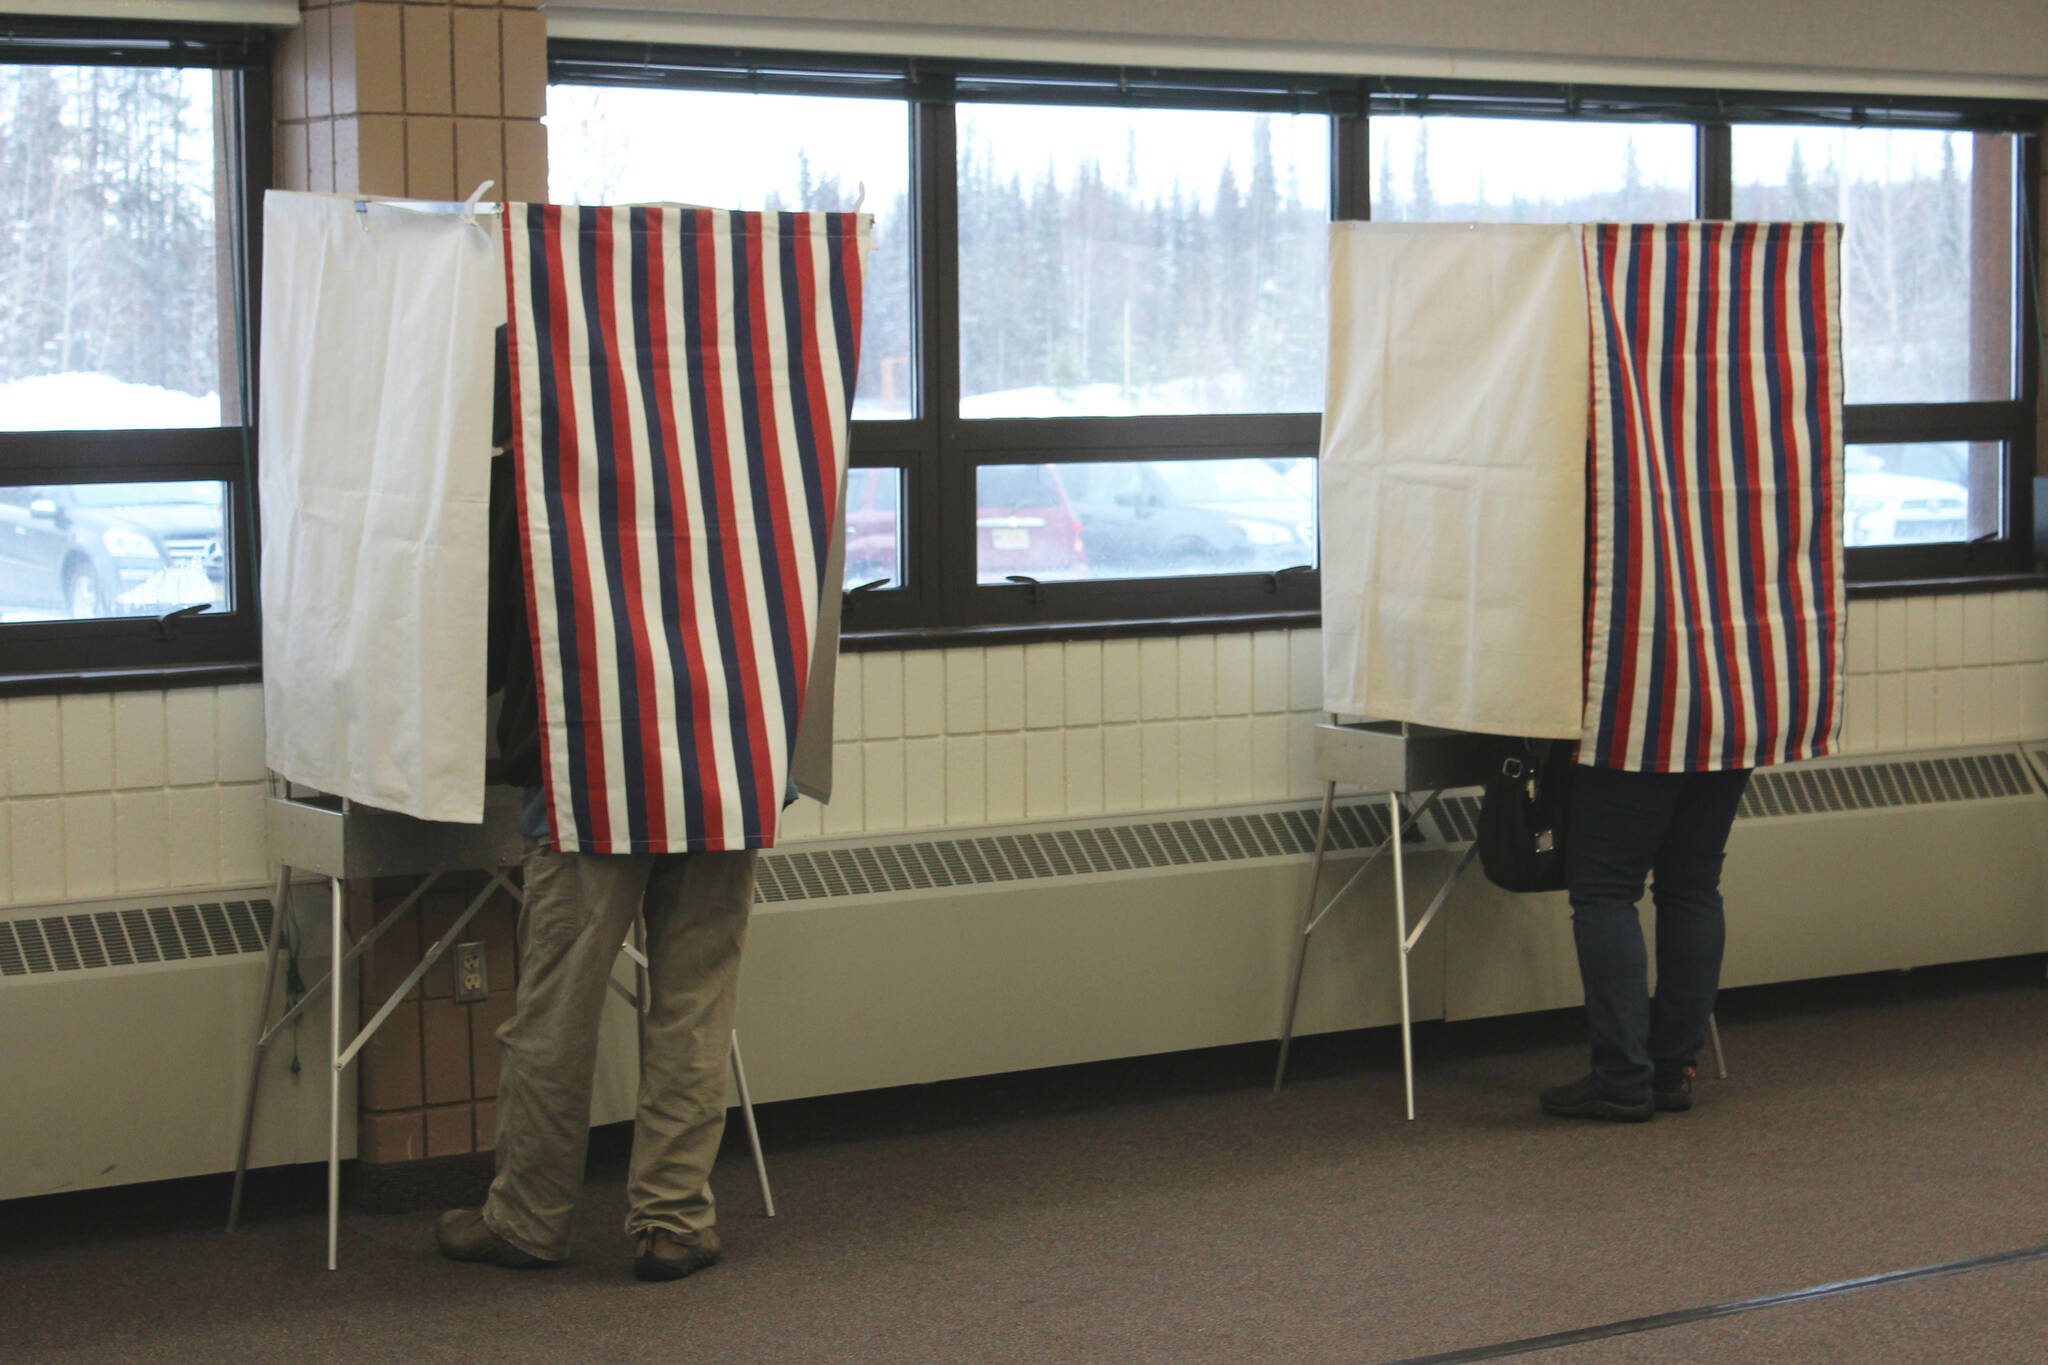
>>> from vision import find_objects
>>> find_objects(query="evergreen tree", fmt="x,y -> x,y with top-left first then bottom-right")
1410,122 -> 1435,219
0,66 -> 219,398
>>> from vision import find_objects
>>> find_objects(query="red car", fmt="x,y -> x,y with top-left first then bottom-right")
841,465 -> 1086,590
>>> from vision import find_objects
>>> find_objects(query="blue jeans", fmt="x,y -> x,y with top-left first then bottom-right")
1565,765 -> 1752,1103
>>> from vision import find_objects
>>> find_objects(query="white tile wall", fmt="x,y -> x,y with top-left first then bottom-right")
3,592 -> 2046,907
0,684 -> 267,907
772,590 -> 2048,843
60,694 -> 113,792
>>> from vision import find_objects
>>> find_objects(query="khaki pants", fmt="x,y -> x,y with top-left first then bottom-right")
482,840 -> 755,1261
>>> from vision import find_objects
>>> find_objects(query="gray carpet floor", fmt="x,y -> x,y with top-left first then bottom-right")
6,959 -> 2046,1364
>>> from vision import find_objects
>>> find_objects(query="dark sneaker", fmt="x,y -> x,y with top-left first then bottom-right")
434,1208 -> 555,1270
1653,1064 -> 1696,1112
1539,1074 -> 1654,1123
633,1226 -> 722,1282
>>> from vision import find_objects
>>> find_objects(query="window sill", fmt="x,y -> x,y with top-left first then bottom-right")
844,570 -> 2048,650
842,609 -> 1321,652
0,660 -> 262,699
1846,569 -> 2048,599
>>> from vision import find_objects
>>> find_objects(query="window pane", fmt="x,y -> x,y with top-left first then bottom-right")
843,466 -> 904,591
0,67 -> 225,430
1733,128 -> 2016,403
978,458 -> 1315,583
1371,116 -> 1695,222
958,107 -> 1330,418
546,86 -> 915,420
0,480 -> 229,621
1845,442 -> 1999,547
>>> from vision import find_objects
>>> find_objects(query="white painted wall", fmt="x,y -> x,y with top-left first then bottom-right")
3,588 -> 2044,908
547,0 -> 2048,98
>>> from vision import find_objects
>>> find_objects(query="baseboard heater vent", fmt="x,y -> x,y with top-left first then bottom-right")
1428,749 -> 2040,850
1741,750 -> 2036,817
0,900 -> 274,978
756,801 -> 1401,905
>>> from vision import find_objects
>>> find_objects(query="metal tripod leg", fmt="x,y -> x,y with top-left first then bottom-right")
1272,781 -> 1339,1093
1707,1013 -> 1727,1080
226,863 -> 293,1232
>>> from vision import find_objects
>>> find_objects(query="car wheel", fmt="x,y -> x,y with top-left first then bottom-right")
63,561 -> 103,619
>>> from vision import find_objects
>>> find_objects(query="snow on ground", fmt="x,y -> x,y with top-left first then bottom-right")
0,373 -> 219,430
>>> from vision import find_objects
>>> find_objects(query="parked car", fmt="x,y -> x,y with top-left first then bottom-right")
974,464 -> 1087,583
842,465 -> 1088,590
1059,458 -> 1315,577
843,467 -> 903,589
0,482 -> 225,620
1844,449 -> 1970,547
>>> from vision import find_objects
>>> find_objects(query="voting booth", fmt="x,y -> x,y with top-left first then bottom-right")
233,190 -> 871,1266
1282,220 -> 1846,1116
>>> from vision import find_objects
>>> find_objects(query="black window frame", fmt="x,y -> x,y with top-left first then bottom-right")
0,20 -> 270,688
549,43 -> 2043,647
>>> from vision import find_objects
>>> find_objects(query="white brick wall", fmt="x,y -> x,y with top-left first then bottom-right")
1,589 -> 2044,906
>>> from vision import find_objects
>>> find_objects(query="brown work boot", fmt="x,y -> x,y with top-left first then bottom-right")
434,1208 -> 555,1269
633,1225 -> 721,1282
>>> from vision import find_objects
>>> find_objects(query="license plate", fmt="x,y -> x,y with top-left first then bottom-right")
992,528 -> 1030,550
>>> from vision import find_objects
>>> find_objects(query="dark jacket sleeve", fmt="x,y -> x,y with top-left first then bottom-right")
486,327 -> 543,786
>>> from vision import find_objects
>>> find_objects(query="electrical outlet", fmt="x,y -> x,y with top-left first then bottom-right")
454,941 -> 489,1003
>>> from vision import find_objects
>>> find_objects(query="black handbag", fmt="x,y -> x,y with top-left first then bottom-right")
1476,739 -> 1576,893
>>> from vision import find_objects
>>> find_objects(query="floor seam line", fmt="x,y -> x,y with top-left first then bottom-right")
1375,1238 -> 2048,1364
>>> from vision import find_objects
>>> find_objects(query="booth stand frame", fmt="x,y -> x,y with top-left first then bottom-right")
1269,719 -> 1725,1119
226,780 -> 773,1269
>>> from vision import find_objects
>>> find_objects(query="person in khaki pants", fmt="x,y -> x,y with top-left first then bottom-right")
440,344 -> 845,1281
437,833 -> 756,1281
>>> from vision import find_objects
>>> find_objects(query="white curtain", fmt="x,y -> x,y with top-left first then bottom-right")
1319,222 -> 1589,738
258,192 -> 503,822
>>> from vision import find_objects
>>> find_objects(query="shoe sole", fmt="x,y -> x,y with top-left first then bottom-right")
1653,1091 -> 1693,1113
1541,1096 -> 1654,1123
435,1213 -> 556,1269
635,1249 -> 720,1282
438,1240 -> 556,1269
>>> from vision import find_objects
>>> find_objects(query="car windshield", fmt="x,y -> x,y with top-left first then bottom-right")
1152,459 -> 1297,503
978,466 -> 1062,508
67,481 -> 221,507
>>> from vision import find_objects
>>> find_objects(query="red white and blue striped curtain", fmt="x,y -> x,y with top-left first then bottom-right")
504,205 -> 868,852
1581,222 -> 1845,773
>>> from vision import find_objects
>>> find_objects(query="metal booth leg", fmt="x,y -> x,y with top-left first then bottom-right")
1272,781 -> 1339,1093
729,1031 -> 774,1217
1707,1013 -> 1728,1080
1389,790 -> 1416,1122
227,862 -> 293,1232
615,927 -> 776,1217
327,874 -> 344,1272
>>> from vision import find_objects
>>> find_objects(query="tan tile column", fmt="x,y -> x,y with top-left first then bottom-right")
269,0 -> 546,1181
270,0 -> 547,200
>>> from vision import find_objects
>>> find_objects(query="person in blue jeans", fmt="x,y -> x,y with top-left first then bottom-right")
1541,764 -> 1753,1122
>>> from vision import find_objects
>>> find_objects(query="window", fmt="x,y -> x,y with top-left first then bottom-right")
546,85 -> 914,421
0,23 -> 267,677
548,47 -> 2041,640
1370,116 -> 1695,222
956,104 -> 1329,418
1732,126 -> 2031,567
